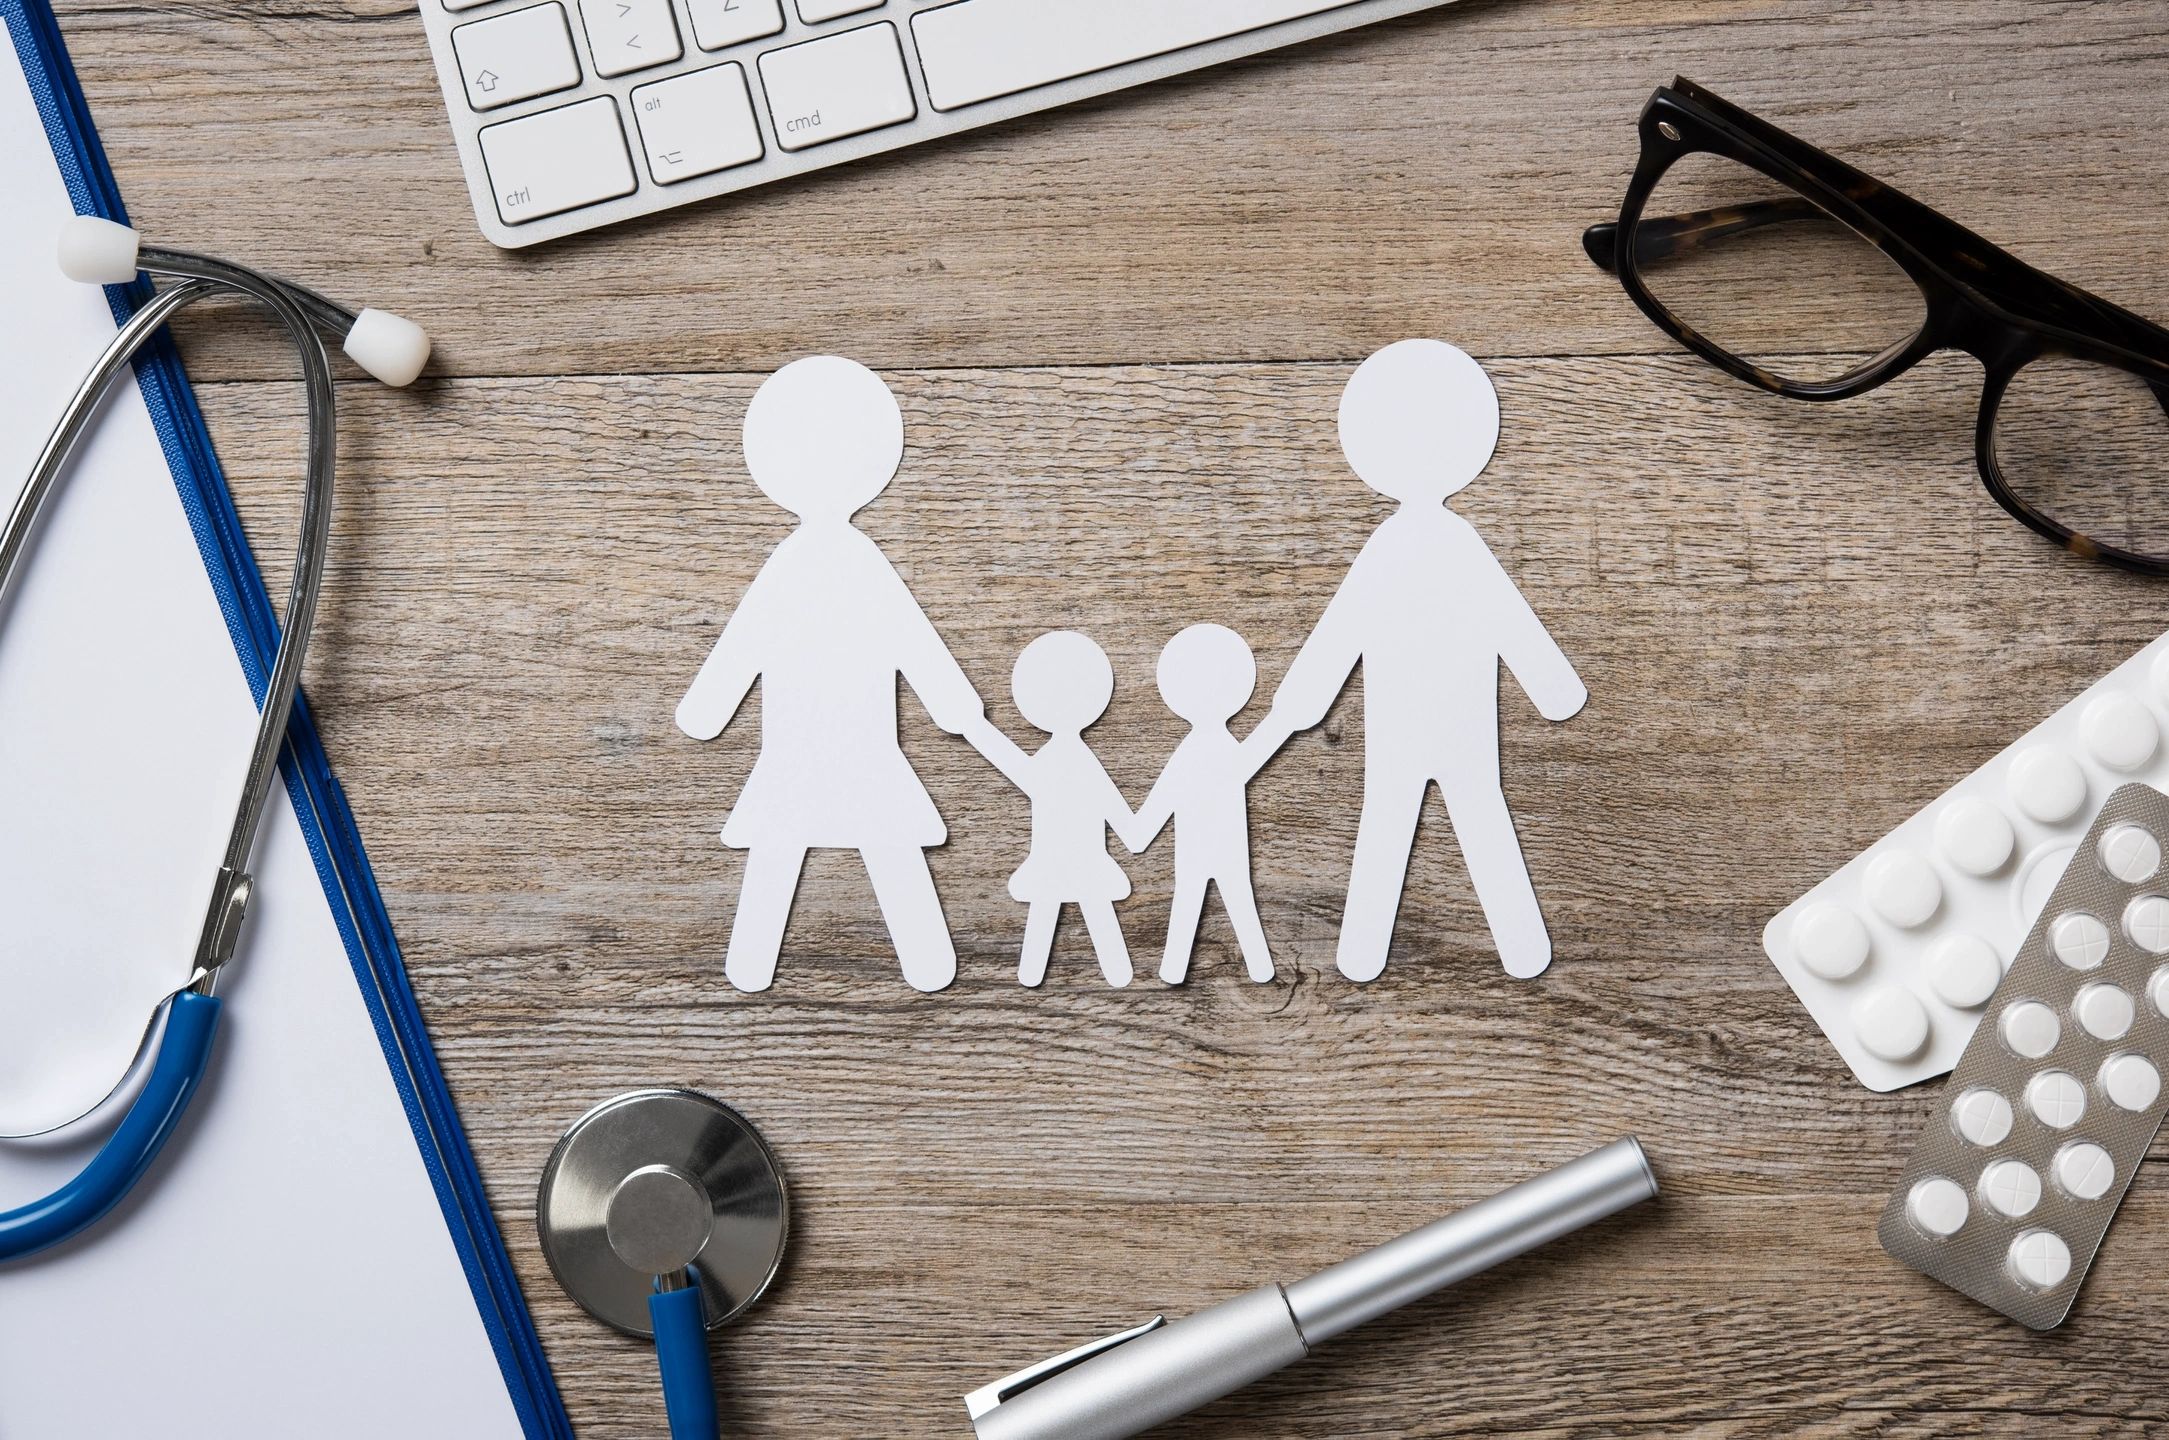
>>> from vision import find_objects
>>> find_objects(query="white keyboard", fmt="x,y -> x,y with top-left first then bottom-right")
419,0 -> 1460,248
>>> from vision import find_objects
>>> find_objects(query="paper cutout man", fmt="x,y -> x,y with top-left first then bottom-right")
1249,340 -> 1586,981
676,356 -> 984,994
1129,624 -> 1278,984
967,631 -> 1138,988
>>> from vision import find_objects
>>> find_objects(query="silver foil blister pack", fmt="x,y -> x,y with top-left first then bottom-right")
1880,783 -> 2169,1329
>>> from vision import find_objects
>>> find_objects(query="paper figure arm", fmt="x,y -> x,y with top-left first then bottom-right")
1092,759 -> 1147,854
675,582 -> 772,740
965,716 -> 1036,794
1478,545 -> 1587,722
1125,766 -> 1176,854
1256,566 -> 1366,746
886,564 -> 985,736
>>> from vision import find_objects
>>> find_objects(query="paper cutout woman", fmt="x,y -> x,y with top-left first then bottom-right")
1248,340 -> 1586,982
1129,624 -> 1278,985
676,356 -> 984,994
967,631 -> 1138,988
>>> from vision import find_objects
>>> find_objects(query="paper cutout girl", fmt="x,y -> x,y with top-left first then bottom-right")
676,356 -> 985,994
967,631 -> 1138,988
1248,339 -> 1586,982
1129,624 -> 1278,984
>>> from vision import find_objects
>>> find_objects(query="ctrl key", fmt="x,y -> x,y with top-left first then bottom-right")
479,97 -> 638,224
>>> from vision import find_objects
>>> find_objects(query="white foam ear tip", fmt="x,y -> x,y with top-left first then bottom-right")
343,307 -> 431,388
56,216 -> 140,285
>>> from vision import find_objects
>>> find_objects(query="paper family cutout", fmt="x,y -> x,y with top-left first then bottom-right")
676,342 -> 1583,993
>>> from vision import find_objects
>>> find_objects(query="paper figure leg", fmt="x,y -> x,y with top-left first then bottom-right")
1438,778 -> 1552,979
1158,874 -> 1210,985
1218,871 -> 1275,983
1081,902 -> 1134,988
1019,903 -> 1058,987
725,844 -> 807,993
1336,776 -> 1425,983
862,846 -> 957,992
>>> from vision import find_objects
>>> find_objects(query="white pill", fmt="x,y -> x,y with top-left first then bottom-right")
1951,1087 -> 2014,1147
1924,933 -> 2003,1009
1934,798 -> 2015,876
1906,1176 -> 1969,1238
2074,982 -> 2136,1042
1864,850 -> 1941,928
2098,824 -> 2163,884
2100,1053 -> 2162,1112
2081,693 -> 2159,771
1999,1000 -> 2060,1059
2008,746 -> 2087,824
1791,902 -> 1870,981
2053,1142 -> 2116,1202
1851,985 -> 1930,1062
2051,911 -> 2111,970
2124,895 -> 2169,954
2007,1229 -> 2072,1291
2025,1070 -> 2086,1129
1980,1159 -> 2042,1218
2152,965 -> 2169,1020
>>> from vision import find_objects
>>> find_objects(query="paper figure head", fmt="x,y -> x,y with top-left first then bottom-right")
742,355 -> 905,521
1156,623 -> 1255,725
1013,630 -> 1114,735
1337,339 -> 1501,504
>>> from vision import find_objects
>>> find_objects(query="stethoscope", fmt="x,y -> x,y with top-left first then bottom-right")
0,215 -> 429,1262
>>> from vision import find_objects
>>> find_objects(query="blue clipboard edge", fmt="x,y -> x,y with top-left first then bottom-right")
2,4 -> 572,1434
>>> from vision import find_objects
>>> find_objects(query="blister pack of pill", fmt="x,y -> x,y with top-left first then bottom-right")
1764,630 -> 2169,1090
1878,783 -> 2169,1329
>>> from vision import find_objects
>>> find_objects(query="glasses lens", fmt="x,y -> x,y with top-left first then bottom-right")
1632,150 -> 1927,386
1994,354 -> 2169,563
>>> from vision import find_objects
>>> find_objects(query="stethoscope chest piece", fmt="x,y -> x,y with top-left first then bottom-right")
537,1089 -> 788,1338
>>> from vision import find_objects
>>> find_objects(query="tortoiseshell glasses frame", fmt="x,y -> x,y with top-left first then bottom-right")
1583,77 -> 2169,575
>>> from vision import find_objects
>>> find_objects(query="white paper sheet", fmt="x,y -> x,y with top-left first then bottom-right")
0,26 -> 522,1437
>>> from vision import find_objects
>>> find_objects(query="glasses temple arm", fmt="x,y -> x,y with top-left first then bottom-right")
1581,195 -> 1828,274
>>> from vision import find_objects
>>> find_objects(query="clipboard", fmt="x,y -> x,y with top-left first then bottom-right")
0,2 -> 570,1433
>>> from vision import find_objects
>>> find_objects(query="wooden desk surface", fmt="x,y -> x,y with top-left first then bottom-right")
52,0 -> 2169,1433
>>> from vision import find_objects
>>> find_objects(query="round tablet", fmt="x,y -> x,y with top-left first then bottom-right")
1850,985 -> 1930,1062
1951,1087 -> 2014,1147
2100,1053 -> 2162,1112
2007,1230 -> 2072,1291
1863,850 -> 1941,928
2152,965 -> 2169,1020
1924,934 -> 2002,1009
2124,896 -> 2169,954
2025,1070 -> 2086,1129
1906,1177 -> 1969,1238
2074,982 -> 2136,1042
2053,1142 -> 2116,1202
2081,693 -> 2159,771
1934,798 -> 2015,877
1999,1000 -> 2060,1059
1980,1159 -> 2042,1218
2008,746 -> 2087,824
2050,911 -> 2111,971
1792,902 -> 1870,981
2098,824 -> 2163,884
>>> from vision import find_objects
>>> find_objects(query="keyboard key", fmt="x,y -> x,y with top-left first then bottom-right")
686,0 -> 783,50
797,0 -> 882,22
442,0 -> 497,12
913,0 -> 1362,110
632,65 -> 763,184
581,0 -> 681,77
758,22 -> 915,152
479,97 -> 639,223
452,3 -> 582,111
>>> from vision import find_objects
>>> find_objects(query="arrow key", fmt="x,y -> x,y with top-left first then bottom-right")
453,3 -> 581,111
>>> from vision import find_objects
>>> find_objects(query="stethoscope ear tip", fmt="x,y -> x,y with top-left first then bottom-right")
343,307 -> 432,388
56,215 -> 141,286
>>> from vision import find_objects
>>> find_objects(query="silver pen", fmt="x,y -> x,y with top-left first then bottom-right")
964,1137 -> 1659,1440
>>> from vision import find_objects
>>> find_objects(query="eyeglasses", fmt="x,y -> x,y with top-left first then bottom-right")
1583,78 -> 2169,575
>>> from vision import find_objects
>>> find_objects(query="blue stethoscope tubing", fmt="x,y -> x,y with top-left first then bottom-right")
0,221 -> 424,1262
652,1282 -> 721,1440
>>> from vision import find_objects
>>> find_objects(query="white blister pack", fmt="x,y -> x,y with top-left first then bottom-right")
1765,630 -> 2169,1090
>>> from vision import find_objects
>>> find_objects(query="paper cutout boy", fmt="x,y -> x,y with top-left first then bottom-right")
676,356 -> 984,994
1249,340 -> 1586,982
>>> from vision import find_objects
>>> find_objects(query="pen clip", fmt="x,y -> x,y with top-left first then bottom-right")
963,1314 -> 1167,1420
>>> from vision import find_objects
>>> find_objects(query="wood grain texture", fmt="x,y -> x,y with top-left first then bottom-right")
50,0 -> 2169,1434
